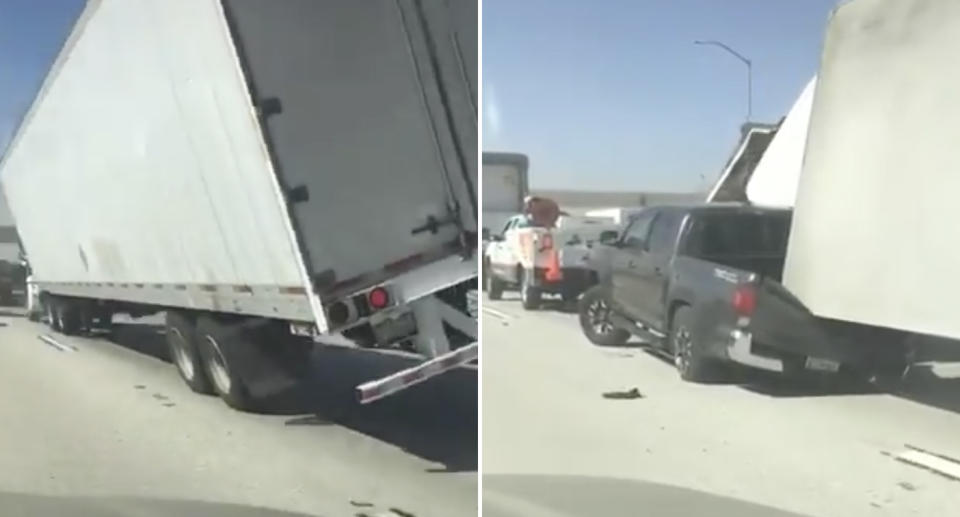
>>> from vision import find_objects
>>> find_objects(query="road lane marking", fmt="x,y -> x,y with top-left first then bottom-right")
39,334 -> 77,353
482,306 -> 515,321
896,445 -> 960,481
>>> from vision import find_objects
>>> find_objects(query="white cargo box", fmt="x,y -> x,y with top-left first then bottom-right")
784,0 -> 960,338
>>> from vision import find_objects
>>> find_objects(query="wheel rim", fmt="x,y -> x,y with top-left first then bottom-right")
674,326 -> 693,373
56,307 -> 66,331
520,273 -> 529,302
587,298 -> 615,335
204,336 -> 232,394
45,304 -> 55,325
168,327 -> 195,380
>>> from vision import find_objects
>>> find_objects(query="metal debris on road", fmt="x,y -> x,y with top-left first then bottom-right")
897,481 -> 917,491
895,444 -> 960,481
38,334 -> 76,352
349,501 -> 374,508
602,388 -> 644,400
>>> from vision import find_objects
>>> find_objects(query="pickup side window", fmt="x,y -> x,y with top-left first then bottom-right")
622,211 -> 656,249
647,211 -> 683,254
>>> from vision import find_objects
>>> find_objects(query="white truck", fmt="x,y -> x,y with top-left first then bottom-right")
0,0 -> 478,410
0,194 -> 24,305
481,151 -> 529,247
484,203 -> 617,309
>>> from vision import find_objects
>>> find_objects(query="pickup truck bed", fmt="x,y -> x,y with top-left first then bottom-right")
580,204 -> 911,382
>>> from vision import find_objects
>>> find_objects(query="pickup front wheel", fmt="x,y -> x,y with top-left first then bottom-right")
578,286 -> 629,346
670,306 -> 716,382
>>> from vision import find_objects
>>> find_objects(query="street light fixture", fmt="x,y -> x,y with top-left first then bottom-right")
694,40 -> 752,122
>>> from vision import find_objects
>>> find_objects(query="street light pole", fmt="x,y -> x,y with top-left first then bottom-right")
694,40 -> 752,122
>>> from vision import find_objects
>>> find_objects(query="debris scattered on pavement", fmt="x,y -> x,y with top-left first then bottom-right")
162,402 -> 175,408
388,508 -> 416,517
38,334 -> 76,352
350,501 -> 374,508
897,481 -> 917,491
895,444 -> 960,481
602,388 -> 644,400
152,393 -> 168,400
134,385 -> 145,390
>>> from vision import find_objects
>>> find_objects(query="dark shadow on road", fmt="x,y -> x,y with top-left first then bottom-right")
890,364 -> 960,415
101,321 -> 477,473
737,369 -> 878,397
266,345 -> 478,473
108,323 -> 172,363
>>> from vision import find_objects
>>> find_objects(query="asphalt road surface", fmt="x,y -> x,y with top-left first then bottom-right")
482,294 -> 960,517
0,307 -> 477,517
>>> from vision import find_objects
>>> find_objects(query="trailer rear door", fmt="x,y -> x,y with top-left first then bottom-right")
221,0 -> 477,299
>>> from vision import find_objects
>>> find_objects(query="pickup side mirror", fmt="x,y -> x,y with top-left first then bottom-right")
481,227 -> 491,241
599,230 -> 619,245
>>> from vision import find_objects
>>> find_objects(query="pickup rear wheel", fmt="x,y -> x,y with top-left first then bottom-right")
578,286 -> 629,346
519,269 -> 541,310
486,264 -> 504,301
670,306 -> 716,382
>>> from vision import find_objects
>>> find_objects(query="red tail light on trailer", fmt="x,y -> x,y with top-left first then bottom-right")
368,287 -> 390,310
732,285 -> 756,316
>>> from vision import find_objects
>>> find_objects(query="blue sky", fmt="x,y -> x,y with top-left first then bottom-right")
0,0 -> 84,155
483,0 -> 839,192
0,0 -> 838,194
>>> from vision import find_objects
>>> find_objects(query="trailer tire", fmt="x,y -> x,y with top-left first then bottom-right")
519,269 -> 541,310
54,298 -> 82,336
166,312 -> 213,395
578,286 -> 629,346
196,316 -> 255,411
670,306 -> 716,383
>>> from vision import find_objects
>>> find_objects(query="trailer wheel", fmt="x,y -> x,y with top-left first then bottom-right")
196,316 -> 254,411
578,286 -> 629,346
54,298 -> 82,336
166,312 -> 213,395
519,269 -> 541,310
670,306 -> 716,382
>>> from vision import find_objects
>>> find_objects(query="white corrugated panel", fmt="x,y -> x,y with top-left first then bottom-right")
0,0 -> 305,291
783,0 -> 960,338
746,76 -> 816,208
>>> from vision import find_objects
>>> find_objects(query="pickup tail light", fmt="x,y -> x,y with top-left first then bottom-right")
732,285 -> 756,316
540,234 -> 554,250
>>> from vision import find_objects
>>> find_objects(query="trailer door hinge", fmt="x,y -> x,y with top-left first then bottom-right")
257,97 -> 283,117
411,214 -> 457,235
287,185 -> 309,203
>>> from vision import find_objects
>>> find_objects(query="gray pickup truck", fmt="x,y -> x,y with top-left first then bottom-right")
579,204 -> 912,383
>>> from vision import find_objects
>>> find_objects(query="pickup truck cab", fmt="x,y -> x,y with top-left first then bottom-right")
580,204 -> 911,382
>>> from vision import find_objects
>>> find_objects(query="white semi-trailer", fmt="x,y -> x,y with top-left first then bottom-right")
784,0 -> 960,341
0,0 -> 478,410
